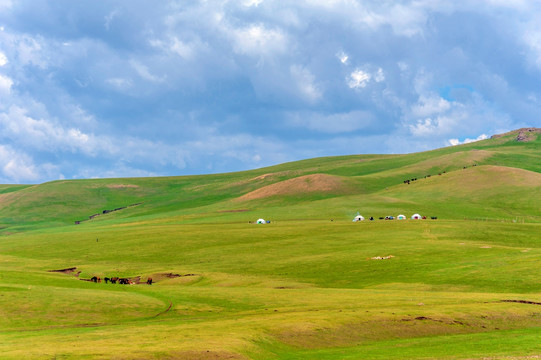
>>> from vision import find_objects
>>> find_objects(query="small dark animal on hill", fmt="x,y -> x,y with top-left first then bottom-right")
147,278 -> 153,285
90,276 -> 98,283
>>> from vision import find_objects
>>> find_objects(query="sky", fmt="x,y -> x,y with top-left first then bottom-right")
0,0 -> 540,184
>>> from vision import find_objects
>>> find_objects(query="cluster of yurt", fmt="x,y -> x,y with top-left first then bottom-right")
353,213 -> 427,221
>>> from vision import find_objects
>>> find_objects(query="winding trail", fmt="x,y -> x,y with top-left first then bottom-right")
153,301 -> 173,318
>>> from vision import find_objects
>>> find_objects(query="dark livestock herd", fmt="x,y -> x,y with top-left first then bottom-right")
89,276 -> 152,285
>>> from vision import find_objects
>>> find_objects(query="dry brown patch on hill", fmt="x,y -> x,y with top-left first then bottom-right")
106,184 -> 139,189
237,173 -> 349,201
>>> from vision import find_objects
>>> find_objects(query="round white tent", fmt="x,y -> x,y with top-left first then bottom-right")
411,213 -> 422,219
397,214 -> 406,220
256,218 -> 266,224
353,215 -> 365,222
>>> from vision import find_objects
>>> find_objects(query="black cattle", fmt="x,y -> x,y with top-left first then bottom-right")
90,276 -> 98,283
104,277 -> 110,284
110,277 -> 118,284
146,278 -> 153,285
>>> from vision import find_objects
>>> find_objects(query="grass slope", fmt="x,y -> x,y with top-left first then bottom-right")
0,129 -> 539,359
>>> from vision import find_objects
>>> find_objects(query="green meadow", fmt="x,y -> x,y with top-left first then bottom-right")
0,129 -> 540,359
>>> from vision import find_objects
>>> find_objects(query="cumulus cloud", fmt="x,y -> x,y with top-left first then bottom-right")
0,51 -> 7,66
337,51 -> 349,64
0,1 -> 538,183
231,24 -> 288,57
0,145 -> 57,183
347,67 -> 385,89
0,106 -> 96,153
0,74 -> 13,95
448,134 -> 489,146
348,69 -> 371,89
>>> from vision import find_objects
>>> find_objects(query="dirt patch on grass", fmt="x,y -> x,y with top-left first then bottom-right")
217,209 -> 250,213
237,173 -> 349,201
501,300 -> 541,306
149,272 -> 200,283
48,267 -> 81,277
491,127 -> 541,142
106,184 -> 139,189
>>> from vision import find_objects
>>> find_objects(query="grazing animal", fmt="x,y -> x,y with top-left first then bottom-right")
90,276 -> 98,283
110,277 -> 119,284
146,278 -> 153,285
104,277 -> 110,284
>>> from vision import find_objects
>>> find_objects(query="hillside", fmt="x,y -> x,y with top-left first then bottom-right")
0,128 -> 539,232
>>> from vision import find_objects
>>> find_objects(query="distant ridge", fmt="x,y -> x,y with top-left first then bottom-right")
491,127 -> 541,142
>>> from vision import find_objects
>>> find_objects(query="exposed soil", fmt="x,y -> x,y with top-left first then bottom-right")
217,209 -> 250,213
106,184 -> 140,189
491,127 -> 541,142
75,202 -> 142,224
501,300 -> 541,306
237,173 -> 349,201
152,301 -> 173,318
48,267 -> 81,277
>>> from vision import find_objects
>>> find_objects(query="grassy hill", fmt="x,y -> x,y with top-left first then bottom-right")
0,128 -> 539,359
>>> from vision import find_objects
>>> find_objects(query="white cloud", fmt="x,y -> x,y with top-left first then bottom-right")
0,105 -> 98,154
0,145 -> 39,182
337,51 -> 349,64
231,24 -> 287,57
130,60 -> 165,83
348,69 -> 371,89
448,134 -> 489,146
0,52 -> 7,66
411,95 -> 451,118
16,35 -> 49,68
0,74 -> 13,95
243,0 -> 264,7
374,68 -> 385,82
290,65 -> 322,102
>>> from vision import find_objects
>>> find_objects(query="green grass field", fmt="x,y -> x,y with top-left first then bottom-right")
0,129 -> 539,359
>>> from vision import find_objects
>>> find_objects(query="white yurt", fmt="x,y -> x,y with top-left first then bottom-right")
397,214 -> 406,220
353,215 -> 365,222
411,213 -> 422,220
256,218 -> 266,224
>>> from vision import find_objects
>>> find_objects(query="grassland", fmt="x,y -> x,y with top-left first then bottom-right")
0,129 -> 539,359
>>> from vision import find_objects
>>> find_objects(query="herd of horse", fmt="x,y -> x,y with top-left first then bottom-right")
89,276 -> 152,285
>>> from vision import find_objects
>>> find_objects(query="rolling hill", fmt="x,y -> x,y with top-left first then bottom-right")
0,128 -> 539,359
1,127 -> 539,232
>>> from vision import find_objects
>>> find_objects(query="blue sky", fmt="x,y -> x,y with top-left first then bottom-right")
0,0 -> 540,183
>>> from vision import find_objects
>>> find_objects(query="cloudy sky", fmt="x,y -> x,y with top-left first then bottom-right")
0,0 -> 540,183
